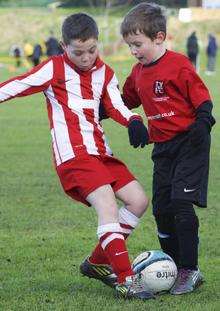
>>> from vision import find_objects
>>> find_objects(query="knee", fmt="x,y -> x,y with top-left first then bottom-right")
129,193 -> 149,218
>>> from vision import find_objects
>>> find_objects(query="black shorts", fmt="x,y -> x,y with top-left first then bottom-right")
152,132 -> 211,215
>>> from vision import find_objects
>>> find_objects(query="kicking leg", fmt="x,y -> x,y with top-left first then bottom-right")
88,181 -> 148,265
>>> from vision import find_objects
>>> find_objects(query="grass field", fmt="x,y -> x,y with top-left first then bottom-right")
0,52 -> 220,311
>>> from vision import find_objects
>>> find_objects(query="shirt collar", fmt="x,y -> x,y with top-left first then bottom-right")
142,49 -> 168,68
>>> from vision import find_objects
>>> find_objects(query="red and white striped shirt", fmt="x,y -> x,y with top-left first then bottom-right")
0,54 -> 139,166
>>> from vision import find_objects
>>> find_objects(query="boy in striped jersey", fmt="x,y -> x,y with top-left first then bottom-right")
0,13 -> 154,300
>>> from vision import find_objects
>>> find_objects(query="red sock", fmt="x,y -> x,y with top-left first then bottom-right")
95,223 -> 134,283
89,243 -> 109,265
89,207 -> 139,266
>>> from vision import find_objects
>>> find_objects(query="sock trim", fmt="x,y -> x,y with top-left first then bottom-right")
119,206 -> 140,228
97,223 -> 121,239
101,233 -> 124,250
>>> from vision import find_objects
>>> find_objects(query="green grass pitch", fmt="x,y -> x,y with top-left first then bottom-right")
0,54 -> 219,310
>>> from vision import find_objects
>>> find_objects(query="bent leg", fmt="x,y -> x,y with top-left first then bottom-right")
115,180 -> 149,218
86,185 -> 133,283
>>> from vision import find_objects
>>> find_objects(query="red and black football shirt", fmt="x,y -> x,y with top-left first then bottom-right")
122,50 -> 211,142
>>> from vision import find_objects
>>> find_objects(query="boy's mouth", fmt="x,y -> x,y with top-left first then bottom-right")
137,56 -> 145,63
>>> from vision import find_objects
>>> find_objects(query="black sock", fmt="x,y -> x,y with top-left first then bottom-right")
173,199 -> 199,270
154,213 -> 179,267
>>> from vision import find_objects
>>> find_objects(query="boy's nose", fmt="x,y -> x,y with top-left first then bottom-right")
81,54 -> 90,62
130,47 -> 137,56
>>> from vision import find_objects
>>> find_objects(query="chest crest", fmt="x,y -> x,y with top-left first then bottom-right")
153,80 -> 166,97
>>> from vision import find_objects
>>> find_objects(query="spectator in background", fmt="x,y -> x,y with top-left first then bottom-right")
9,44 -> 22,68
205,33 -> 218,75
24,41 -> 34,68
186,31 -> 199,70
32,43 -> 42,66
45,31 -> 63,56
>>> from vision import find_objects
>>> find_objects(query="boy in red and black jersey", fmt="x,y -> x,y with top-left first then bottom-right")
120,2 -> 215,295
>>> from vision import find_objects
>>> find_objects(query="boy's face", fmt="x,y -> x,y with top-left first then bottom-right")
124,31 -> 165,65
62,38 -> 99,71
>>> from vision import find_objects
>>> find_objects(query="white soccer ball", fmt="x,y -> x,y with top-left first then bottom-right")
132,250 -> 177,293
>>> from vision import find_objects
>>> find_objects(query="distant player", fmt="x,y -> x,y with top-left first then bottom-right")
119,2 -> 215,295
0,13 -> 154,300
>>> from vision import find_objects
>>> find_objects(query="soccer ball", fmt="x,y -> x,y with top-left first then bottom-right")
132,250 -> 177,293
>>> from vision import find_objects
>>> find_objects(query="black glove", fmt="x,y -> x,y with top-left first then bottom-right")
128,119 -> 149,148
188,119 -> 210,146
188,101 -> 215,146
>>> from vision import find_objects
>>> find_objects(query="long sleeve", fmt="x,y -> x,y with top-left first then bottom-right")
101,72 -> 140,127
0,59 -> 53,103
122,68 -> 142,110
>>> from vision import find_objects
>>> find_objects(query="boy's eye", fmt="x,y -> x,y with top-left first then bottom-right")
89,48 -> 96,54
128,43 -> 142,49
74,51 -> 83,56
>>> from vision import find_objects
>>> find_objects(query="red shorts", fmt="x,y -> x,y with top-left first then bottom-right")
56,155 -> 135,206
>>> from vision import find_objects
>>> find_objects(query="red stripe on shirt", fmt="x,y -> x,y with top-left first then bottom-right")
80,73 -> 93,99
51,56 -> 85,157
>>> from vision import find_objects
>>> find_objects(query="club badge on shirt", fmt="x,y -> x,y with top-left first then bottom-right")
154,80 -> 165,97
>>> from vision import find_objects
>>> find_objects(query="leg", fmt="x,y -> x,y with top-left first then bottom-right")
116,180 -> 148,238
154,213 -> 179,267
172,199 -> 199,269
170,201 -> 203,296
152,146 -> 180,266
89,160 -> 146,264
115,180 -> 149,218
89,181 -> 148,264
170,135 -> 210,294
86,184 -> 134,284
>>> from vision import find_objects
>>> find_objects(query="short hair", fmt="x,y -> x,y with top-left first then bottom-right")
120,2 -> 166,40
62,13 -> 99,44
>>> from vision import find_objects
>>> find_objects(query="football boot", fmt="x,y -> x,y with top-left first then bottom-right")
170,268 -> 204,295
115,273 -> 155,300
80,256 -> 117,288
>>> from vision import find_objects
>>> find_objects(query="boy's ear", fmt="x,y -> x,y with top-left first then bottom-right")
155,31 -> 166,44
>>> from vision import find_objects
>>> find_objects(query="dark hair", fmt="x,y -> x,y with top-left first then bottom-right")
120,2 -> 166,40
62,13 -> 99,44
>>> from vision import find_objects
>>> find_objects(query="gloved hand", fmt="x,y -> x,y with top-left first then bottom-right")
188,119 -> 210,146
128,119 -> 149,148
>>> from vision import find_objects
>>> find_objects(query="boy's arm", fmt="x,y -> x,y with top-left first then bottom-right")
188,100 -> 215,145
99,68 -> 141,120
177,66 -> 215,145
101,72 -> 140,126
0,59 -> 53,103
102,72 -> 149,148
122,74 -> 142,110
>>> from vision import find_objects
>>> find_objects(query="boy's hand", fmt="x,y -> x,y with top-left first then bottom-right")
128,119 -> 149,148
188,119 -> 210,145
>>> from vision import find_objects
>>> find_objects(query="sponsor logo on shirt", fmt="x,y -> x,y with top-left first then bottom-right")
147,110 -> 175,120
